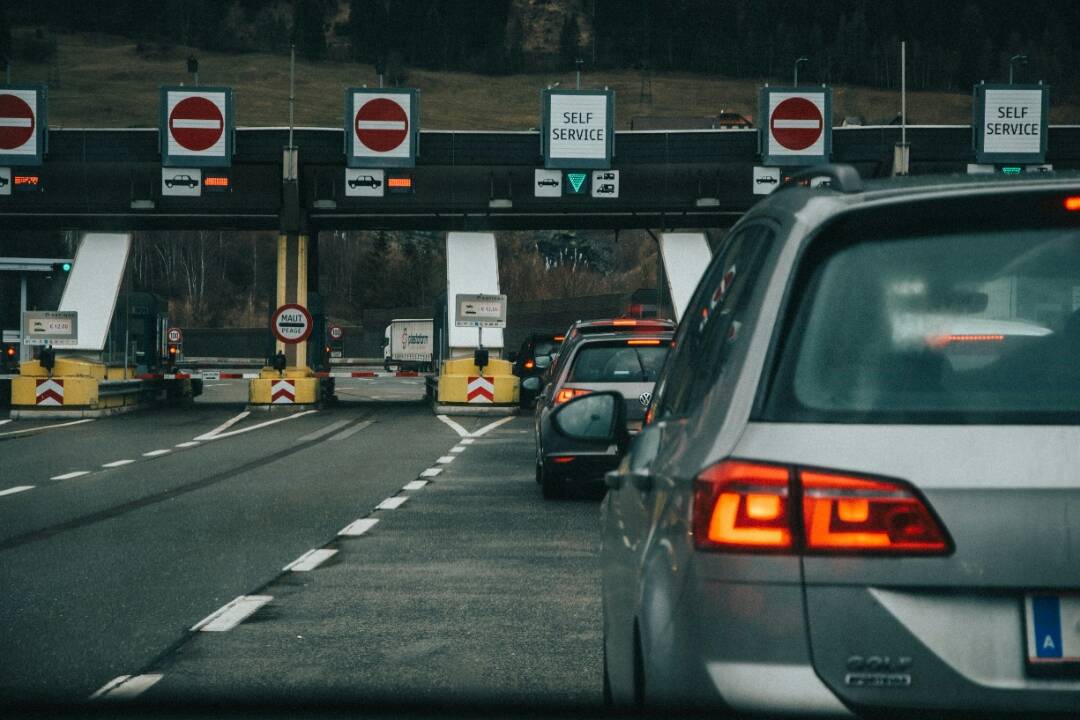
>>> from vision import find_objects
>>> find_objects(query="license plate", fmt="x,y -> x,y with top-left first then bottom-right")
1024,594 -> 1080,676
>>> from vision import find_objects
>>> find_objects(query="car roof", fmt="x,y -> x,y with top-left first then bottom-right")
570,318 -> 676,332
570,330 -> 674,344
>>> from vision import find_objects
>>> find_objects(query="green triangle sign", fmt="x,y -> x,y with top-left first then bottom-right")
566,172 -> 587,192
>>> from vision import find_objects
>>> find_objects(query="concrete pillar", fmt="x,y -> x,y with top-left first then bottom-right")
276,232 -> 309,369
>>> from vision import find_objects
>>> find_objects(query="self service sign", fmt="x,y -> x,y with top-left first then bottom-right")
542,89 -> 614,169
974,84 -> 1049,164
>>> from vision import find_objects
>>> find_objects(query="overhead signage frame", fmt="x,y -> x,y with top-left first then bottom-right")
160,86 -> 235,168
0,85 -> 47,166
541,89 -> 615,170
973,83 -> 1049,165
345,88 -> 420,168
758,86 -> 832,167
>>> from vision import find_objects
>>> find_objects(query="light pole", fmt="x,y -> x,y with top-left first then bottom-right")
794,56 -> 808,87
187,55 -> 199,86
1009,54 -> 1028,84
576,58 -> 584,90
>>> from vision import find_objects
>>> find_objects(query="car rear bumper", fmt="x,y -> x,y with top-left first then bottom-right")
542,453 -> 618,485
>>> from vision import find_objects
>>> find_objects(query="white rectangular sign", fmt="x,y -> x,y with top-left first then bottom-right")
455,293 -> 507,328
166,91 -> 228,158
591,170 -> 619,198
0,167 -> 10,195
753,166 -> 781,194
345,168 -> 385,197
22,311 -> 78,346
162,168 -> 202,197
983,89 -> 1043,155
548,94 -> 609,160
534,169 -> 562,197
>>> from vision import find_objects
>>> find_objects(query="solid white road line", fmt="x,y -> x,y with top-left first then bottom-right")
0,418 -> 94,438
436,414 -> 471,438
196,411 -> 250,441
175,441 -> 200,448
436,455 -> 455,464
329,419 -> 374,441
51,471 -> 90,480
0,485 -> 34,497
297,419 -> 353,444
403,480 -> 428,491
420,468 -> 442,478
89,673 -> 163,701
460,438 -> 475,445
376,496 -> 408,510
283,548 -> 338,572
470,416 -> 515,437
142,449 -> 171,457
0,419 -> 11,427
196,410 -> 317,441
191,595 -> 273,632
101,459 -> 135,468
339,518 -> 379,536
451,445 -> 466,453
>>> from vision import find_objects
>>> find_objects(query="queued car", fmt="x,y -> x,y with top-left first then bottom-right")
549,166 -> 1080,715
530,326 -> 672,499
510,332 -> 563,406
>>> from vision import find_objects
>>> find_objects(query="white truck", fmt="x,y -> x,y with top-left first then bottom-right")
383,318 -> 434,372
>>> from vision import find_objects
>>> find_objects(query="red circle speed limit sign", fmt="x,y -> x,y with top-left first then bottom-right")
328,324 -> 344,340
272,304 -> 313,344
166,327 -> 183,344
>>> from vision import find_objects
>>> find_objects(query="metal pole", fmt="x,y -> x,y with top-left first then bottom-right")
576,58 -> 583,89
288,45 -> 295,150
794,57 -> 808,87
901,41 -> 907,147
19,272 -> 28,362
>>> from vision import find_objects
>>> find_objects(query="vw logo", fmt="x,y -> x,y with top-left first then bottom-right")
638,391 -> 652,408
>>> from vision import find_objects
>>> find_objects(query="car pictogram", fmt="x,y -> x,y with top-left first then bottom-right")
537,178 -> 559,187
348,174 -> 382,189
165,174 -> 199,188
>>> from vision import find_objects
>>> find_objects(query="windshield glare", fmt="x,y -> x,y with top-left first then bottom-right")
768,229 -> 1080,422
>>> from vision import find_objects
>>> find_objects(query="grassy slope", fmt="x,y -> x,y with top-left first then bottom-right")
16,32 -> 1080,130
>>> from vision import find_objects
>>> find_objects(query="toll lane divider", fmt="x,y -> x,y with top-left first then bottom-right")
139,370 -> 422,380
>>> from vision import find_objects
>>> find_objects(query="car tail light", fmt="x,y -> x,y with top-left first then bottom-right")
691,460 -> 951,555
554,335 -> 565,342
1065,196 -> 1080,211
627,339 -> 661,346
554,387 -> 590,404
613,319 -> 638,326
693,461 -> 793,550
524,359 -> 535,369
801,470 -> 950,553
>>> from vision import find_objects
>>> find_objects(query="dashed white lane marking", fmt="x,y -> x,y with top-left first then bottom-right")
436,455 -> 455,464
0,419 -> 11,427
89,673 -> 163,701
403,480 -> 428,491
195,410 -> 317,441
297,419 -> 352,444
376,496 -> 408,510
143,449 -> 171,458
436,414 -> 471,438
470,416 -> 515,437
283,548 -> 338,572
460,438 -> 475,445
175,441 -> 200,448
339,518 -> 379,536
196,411 -> 250,440
191,595 -> 273,632
51,471 -> 90,480
420,468 -> 442,478
0,485 -> 34,497
451,445 -> 467,453
0,418 -> 94,438
102,459 -> 135,468
330,419 -> 374,441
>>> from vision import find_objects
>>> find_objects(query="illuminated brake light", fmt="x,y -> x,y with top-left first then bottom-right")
554,335 -> 565,342
1066,196 -> 1080,212
693,461 -> 793,550
524,359 -> 535,369
552,456 -> 575,464
801,470 -> 949,553
627,339 -> 661,346
931,334 -> 1004,347
612,319 -> 638,326
554,387 -> 590,404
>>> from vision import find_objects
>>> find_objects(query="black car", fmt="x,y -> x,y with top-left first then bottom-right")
510,333 -> 563,406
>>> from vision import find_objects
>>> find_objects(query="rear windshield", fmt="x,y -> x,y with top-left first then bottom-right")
568,343 -> 669,383
765,227 -> 1080,423
533,341 -> 557,357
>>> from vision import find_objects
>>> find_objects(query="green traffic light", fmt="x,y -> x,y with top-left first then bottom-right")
566,173 -> 587,192
1001,166 -> 1022,175
61,262 -> 72,272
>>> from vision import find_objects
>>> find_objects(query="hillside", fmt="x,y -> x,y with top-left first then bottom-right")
13,32 -> 1080,130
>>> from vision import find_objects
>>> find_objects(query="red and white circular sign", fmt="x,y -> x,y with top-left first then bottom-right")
166,327 -> 183,344
272,304 -> 313,345
355,97 -> 409,153
0,93 -> 36,151
169,96 -> 224,152
770,96 -> 824,151
328,324 -> 344,341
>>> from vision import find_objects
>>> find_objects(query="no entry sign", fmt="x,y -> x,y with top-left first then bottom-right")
272,304 -> 313,344
160,87 -> 234,167
759,88 -> 832,167
346,88 -> 419,168
0,86 -> 46,165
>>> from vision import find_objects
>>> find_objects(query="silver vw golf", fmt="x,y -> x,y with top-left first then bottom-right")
552,168 -> 1080,715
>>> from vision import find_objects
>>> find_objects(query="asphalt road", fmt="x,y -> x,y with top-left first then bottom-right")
0,380 -> 602,715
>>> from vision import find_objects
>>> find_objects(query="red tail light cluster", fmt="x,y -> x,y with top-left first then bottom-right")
554,387 -> 591,404
692,460 -> 951,555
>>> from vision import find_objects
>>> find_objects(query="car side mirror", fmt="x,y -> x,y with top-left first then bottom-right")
551,391 -> 629,452
534,354 -> 552,370
522,376 -> 543,393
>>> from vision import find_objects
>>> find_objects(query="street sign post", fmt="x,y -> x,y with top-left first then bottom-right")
160,87 -> 234,168
542,89 -> 615,170
973,84 -> 1049,165
345,88 -> 420,168
0,86 -> 47,166
455,294 -> 507,328
272,304 -> 313,344
759,87 -> 832,167
21,311 -> 77,346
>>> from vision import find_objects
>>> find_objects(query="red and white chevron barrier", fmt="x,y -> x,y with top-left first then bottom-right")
137,370 -> 423,381
35,378 -> 64,406
271,379 -> 295,404
466,376 -> 495,404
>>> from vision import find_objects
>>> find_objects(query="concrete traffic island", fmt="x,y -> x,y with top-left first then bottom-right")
248,366 -> 323,411
432,356 -> 518,416
10,356 -> 147,419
